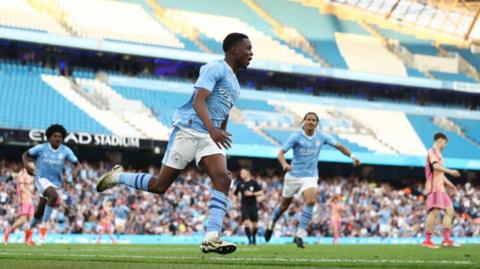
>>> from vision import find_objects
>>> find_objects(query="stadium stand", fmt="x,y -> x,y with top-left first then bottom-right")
406,68 -> 426,78
0,0 -> 479,157
0,0 -> 478,83
430,71 -> 476,84
57,0 -> 183,47
164,9 -> 316,66
373,26 -> 439,56
2,59 -> 480,159
0,62 -> 109,134
235,99 -> 276,112
254,0 -> 369,68
443,45 -> 480,72
335,33 -> 407,76
0,0 -> 68,35
450,117 -> 480,144
42,75 -> 145,138
407,114 -> 480,159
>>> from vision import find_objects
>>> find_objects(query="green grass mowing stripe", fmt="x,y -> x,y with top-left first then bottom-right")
0,251 -> 475,265
0,244 -> 478,269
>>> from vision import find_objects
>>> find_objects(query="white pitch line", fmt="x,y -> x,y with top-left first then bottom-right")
0,247 -> 259,252
0,252 -> 474,266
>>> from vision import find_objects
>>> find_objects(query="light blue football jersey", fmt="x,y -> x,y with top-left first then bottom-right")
173,60 -> 240,133
282,130 -> 338,178
28,143 -> 78,187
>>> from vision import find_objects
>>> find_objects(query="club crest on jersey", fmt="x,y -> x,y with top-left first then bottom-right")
172,152 -> 182,163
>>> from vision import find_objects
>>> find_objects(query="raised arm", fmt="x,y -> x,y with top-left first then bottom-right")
335,143 -> 361,167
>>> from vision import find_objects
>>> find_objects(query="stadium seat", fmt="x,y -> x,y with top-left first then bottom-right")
450,117 -> 480,144
56,0 -> 183,48
430,71 -> 476,83
0,0 -> 68,35
406,68 -> 426,78
443,45 -> 480,72
407,114 -> 480,159
335,33 -> 407,76
374,26 -> 439,56
164,9 -> 316,65
255,0 -> 369,68
0,63 -> 110,134
341,107 -> 427,156
236,99 -> 276,112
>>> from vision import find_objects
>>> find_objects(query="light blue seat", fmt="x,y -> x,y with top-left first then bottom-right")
407,114 -> 480,159
0,62 -> 110,134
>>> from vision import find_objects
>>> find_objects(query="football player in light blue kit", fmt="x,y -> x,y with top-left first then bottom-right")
22,124 -> 79,244
96,33 -> 253,255
264,112 -> 361,248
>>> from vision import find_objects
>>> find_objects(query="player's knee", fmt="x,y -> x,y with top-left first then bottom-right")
446,208 -> 455,218
306,200 -> 315,207
212,171 -> 231,192
149,177 -> 168,194
48,193 -> 60,207
280,202 -> 290,211
34,211 -> 44,219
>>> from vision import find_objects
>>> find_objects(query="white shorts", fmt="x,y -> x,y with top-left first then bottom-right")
162,127 -> 225,170
282,173 -> 318,198
379,223 -> 391,234
35,177 -> 60,198
115,218 -> 127,228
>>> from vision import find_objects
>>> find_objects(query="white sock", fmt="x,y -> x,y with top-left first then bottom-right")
268,220 -> 274,230
296,228 -> 307,238
112,172 -> 120,183
204,231 -> 219,241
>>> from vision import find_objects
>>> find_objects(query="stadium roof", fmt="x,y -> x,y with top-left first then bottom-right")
326,0 -> 480,41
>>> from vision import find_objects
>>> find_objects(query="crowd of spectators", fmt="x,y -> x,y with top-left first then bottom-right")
0,159 -> 479,238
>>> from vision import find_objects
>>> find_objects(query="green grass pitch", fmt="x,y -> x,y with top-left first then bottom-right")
0,244 -> 479,269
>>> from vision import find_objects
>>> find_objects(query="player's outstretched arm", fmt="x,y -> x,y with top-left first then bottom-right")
444,177 -> 458,194
335,143 -> 361,167
432,163 -> 460,178
193,88 -> 232,149
22,151 -> 36,176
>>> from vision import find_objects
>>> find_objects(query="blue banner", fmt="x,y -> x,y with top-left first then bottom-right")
5,233 -> 480,245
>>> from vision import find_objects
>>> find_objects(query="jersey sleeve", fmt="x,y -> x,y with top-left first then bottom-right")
27,144 -> 43,158
233,181 -> 241,195
254,181 -> 262,191
194,63 -> 223,92
320,132 -> 338,147
65,147 -> 79,163
282,132 -> 298,152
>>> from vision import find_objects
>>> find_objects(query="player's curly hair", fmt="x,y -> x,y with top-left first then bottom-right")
45,124 -> 67,139
222,33 -> 249,52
